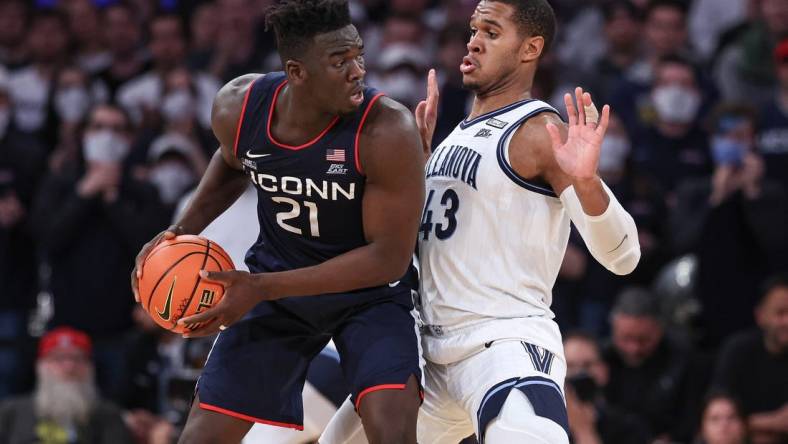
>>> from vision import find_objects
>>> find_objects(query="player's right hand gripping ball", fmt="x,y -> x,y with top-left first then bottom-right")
137,235 -> 235,334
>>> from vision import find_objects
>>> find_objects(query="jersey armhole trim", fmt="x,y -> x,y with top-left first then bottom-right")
354,92 -> 386,175
232,77 -> 257,157
496,107 -> 561,198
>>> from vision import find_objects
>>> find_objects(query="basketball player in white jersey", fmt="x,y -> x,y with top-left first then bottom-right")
321,0 -> 640,443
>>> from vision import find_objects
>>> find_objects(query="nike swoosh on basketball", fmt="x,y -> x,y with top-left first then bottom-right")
388,281 -> 401,288
157,277 -> 176,321
246,150 -> 272,159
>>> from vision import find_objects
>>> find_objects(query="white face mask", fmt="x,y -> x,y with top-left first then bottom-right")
161,89 -> 195,123
652,84 -> 701,125
380,71 -> 421,107
149,162 -> 195,204
82,129 -> 130,163
55,87 -> 91,124
0,107 -> 10,140
599,134 -> 631,172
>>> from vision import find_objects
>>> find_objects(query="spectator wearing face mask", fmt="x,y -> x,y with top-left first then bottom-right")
146,133 -> 201,208
0,327 -> 134,444
671,104 -> 788,347
633,54 -> 711,202
564,330 -> 652,444
712,274 -> 788,444
369,42 -> 428,110
31,104 -> 169,400
694,392 -> 748,444
0,67 -> 47,400
49,66 -> 98,174
757,39 -> 788,191
116,14 -> 220,130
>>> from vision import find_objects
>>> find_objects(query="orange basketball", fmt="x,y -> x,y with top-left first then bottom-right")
138,235 -> 235,334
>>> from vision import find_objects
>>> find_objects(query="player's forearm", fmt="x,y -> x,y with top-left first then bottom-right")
253,242 -> 410,299
560,180 -> 641,275
571,176 -> 609,216
174,150 -> 248,235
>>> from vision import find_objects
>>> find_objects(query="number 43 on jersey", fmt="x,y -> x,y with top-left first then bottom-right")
419,189 -> 459,241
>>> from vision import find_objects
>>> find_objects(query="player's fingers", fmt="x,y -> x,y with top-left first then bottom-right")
131,270 -> 140,302
415,101 -> 427,128
199,269 -> 234,285
575,87 -> 586,127
182,319 -> 220,338
545,123 -> 563,150
427,68 -> 438,99
595,105 -> 611,137
583,93 -> 599,128
563,93 -> 577,126
162,230 -> 177,240
178,306 -> 221,327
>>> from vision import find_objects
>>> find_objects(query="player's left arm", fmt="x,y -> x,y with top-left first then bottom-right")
178,98 -> 425,336
513,87 -> 640,276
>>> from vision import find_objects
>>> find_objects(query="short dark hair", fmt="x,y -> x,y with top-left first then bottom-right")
265,0 -> 352,60
758,272 -> 788,306
489,0 -> 557,53
602,0 -> 641,22
611,287 -> 662,320
656,53 -> 698,81
645,0 -> 689,20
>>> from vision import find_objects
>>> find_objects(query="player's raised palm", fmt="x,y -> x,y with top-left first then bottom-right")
546,87 -> 611,181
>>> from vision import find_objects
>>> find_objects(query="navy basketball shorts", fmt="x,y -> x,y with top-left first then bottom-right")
195,289 -> 422,430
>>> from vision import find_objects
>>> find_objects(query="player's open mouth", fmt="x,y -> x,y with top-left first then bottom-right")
461,56 -> 478,74
350,89 -> 364,105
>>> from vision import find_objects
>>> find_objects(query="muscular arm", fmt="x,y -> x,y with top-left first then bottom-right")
174,74 -> 258,235
509,108 -> 640,276
256,97 -> 425,298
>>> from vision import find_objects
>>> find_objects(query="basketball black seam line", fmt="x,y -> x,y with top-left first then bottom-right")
145,252 -> 206,313
170,241 -> 211,330
147,240 -> 233,268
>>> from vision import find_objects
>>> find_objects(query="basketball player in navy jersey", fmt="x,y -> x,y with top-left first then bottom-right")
130,1 -> 425,443
322,1 -> 641,443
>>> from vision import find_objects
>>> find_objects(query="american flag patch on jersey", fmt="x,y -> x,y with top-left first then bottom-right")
326,149 -> 346,162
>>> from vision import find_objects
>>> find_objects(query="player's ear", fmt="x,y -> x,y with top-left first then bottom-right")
285,59 -> 308,85
520,35 -> 544,63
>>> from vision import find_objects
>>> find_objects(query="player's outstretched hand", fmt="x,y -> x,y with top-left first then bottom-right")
131,225 -> 183,303
177,270 -> 260,337
545,86 -> 610,181
415,68 -> 439,160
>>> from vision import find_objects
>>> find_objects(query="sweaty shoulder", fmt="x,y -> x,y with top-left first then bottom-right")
356,96 -> 423,175
509,110 -> 572,194
211,74 -> 263,149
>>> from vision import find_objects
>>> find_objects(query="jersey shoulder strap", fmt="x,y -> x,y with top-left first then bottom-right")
232,72 -> 287,156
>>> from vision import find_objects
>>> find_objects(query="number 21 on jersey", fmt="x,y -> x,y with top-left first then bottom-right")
419,188 -> 459,241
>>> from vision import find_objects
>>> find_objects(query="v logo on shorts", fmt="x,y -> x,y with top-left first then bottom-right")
522,342 -> 554,374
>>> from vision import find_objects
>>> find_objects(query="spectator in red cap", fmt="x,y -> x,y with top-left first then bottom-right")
0,327 -> 132,444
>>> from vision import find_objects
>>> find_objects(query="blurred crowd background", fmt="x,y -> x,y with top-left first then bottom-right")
0,0 -> 786,443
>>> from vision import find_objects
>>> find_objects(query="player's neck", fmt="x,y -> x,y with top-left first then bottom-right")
276,84 -> 338,131
467,78 -> 533,120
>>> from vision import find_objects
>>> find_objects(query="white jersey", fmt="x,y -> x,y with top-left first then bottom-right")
418,99 -> 569,364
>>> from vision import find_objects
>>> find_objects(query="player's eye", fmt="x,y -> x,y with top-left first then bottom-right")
469,28 -> 477,37
488,31 -> 498,38
334,60 -> 345,68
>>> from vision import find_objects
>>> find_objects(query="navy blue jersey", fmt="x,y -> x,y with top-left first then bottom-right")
233,72 -> 384,277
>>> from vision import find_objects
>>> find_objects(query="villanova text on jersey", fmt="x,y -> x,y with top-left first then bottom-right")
425,144 -> 482,190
